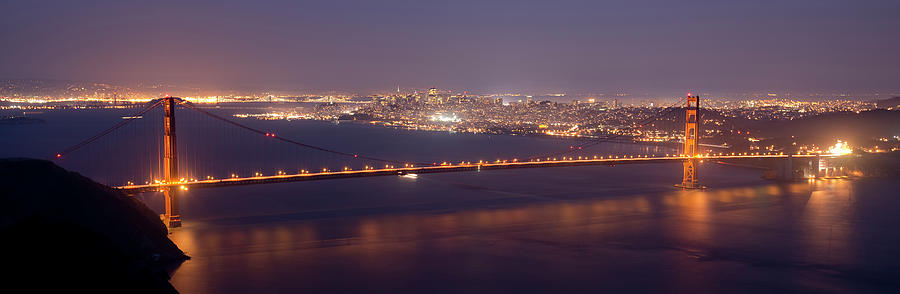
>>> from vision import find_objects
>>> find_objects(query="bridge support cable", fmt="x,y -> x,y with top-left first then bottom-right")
54,99 -> 164,159
177,101 -> 430,167
51,99 -> 169,188
524,97 -> 688,161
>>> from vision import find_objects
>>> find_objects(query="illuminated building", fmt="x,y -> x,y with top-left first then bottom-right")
428,87 -> 438,104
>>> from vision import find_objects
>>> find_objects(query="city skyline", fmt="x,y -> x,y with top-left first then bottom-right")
2,78 -> 897,104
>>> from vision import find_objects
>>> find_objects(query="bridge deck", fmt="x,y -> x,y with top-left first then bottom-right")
116,154 -> 822,194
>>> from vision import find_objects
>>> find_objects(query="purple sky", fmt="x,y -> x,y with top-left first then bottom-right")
1,0 -> 898,94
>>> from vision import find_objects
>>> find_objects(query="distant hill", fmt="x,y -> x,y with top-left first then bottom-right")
875,97 -> 900,109
0,159 -> 188,293
641,107 -> 739,129
753,109 -> 900,146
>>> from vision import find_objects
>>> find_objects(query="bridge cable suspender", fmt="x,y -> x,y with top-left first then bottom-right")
176,101 -> 432,167
55,99 -> 165,159
56,96 -> 691,170
525,97 -> 688,161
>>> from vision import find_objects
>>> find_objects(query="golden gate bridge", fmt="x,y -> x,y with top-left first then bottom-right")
53,95 -> 837,228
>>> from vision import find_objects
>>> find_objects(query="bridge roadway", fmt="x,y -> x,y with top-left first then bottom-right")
116,154 -> 822,194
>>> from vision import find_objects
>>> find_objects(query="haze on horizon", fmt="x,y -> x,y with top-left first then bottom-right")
1,0 -> 899,95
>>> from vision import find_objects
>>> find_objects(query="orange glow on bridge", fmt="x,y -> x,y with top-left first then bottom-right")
115,153 -> 830,194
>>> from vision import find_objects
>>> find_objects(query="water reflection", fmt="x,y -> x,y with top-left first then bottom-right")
10,109 -> 896,292
802,179 -> 856,267
168,178 -> 897,293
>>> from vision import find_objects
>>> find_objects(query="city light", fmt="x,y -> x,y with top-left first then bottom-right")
430,112 -> 461,123
827,140 -> 853,156
3,2 -> 894,293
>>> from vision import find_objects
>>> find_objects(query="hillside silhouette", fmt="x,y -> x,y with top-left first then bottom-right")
0,159 -> 188,293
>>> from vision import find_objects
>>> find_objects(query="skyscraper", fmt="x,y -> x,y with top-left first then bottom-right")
428,87 -> 438,104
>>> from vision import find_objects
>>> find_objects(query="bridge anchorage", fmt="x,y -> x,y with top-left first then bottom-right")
675,94 -> 705,189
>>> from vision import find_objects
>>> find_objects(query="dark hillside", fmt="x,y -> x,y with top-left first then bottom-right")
752,109 -> 900,146
0,158 -> 187,293
875,96 -> 900,109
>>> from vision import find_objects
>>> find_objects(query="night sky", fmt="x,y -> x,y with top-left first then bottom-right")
2,0 -> 898,94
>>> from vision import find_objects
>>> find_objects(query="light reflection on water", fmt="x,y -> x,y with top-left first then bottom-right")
168,173 -> 899,293
2,109 -> 897,292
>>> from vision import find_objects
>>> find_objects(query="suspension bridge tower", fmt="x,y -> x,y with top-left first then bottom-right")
162,97 -> 182,228
677,94 -> 703,189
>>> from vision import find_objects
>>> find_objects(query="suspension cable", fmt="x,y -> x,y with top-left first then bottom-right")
177,101 -> 430,166
54,99 -> 164,159
525,97 -> 688,161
